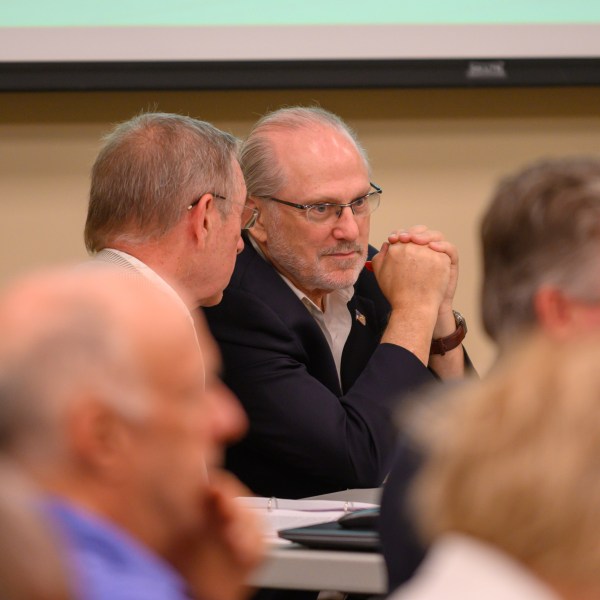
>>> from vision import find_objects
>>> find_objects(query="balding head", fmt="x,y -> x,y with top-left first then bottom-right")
0,265 -> 198,465
241,106 -> 369,200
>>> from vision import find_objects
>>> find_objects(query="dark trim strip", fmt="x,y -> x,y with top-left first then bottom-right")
1,58 -> 600,92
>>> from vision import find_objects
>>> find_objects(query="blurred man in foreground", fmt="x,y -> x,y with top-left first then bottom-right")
0,267 -> 263,600
391,333 -> 600,600
480,156 -> 600,345
380,156 -> 600,590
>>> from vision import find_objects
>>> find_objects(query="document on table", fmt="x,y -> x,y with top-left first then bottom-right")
237,497 -> 379,545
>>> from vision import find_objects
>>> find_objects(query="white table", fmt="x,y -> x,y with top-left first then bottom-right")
249,488 -> 387,594
250,544 -> 386,594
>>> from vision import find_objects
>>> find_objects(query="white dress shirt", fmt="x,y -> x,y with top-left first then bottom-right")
94,248 -> 204,384
279,274 -> 353,382
95,249 -> 191,320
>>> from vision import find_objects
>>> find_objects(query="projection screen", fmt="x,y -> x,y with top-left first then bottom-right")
2,0 -> 600,90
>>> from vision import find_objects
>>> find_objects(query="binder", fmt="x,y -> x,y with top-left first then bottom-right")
237,496 -> 379,548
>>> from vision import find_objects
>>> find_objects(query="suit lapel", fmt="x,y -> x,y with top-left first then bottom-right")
234,241 -> 342,394
340,294 -> 383,392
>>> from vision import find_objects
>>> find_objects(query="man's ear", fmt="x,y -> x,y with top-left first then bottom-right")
533,286 -> 574,338
67,398 -> 132,480
188,193 -> 214,249
246,197 -> 267,244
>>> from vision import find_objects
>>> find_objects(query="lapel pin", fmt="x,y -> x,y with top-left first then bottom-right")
355,309 -> 367,326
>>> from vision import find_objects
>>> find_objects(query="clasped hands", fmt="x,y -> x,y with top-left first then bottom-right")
370,225 -> 458,339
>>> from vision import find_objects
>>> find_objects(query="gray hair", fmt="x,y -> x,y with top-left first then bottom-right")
481,156 -> 600,345
85,112 -> 240,253
0,276 -> 148,462
240,106 -> 370,199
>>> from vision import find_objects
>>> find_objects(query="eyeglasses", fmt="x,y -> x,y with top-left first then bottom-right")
260,183 -> 382,224
187,193 -> 259,230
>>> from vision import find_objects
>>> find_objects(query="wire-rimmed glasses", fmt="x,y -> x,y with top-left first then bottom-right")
260,183 -> 382,224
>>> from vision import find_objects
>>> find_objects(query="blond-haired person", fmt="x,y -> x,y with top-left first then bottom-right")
391,333 -> 600,600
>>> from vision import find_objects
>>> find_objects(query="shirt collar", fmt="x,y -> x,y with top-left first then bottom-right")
96,248 -> 205,388
99,249 -> 191,317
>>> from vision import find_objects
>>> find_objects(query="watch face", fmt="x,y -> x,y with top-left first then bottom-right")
453,310 -> 467,333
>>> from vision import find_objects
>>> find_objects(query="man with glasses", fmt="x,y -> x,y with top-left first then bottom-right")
205,107 -> 466,499
85,112 -> 258,311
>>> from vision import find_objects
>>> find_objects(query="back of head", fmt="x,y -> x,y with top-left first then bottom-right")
0,266 -> 192,468
481,157 -> 600,345
84,112 -> 239,253
408,332 -> 600,586
240,106 -> 369,198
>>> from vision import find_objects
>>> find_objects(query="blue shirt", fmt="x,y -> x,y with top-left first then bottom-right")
43,498 -> 191,600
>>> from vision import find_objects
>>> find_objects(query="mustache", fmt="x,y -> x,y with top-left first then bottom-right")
320,243 -> 365,257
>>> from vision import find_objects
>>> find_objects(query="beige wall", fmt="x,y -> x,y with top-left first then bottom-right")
2,87 -> 600,373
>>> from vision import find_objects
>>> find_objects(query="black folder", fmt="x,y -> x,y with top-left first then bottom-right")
277,520 -> 380,552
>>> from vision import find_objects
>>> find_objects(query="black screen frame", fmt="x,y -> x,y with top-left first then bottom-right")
2,57 -> 600,91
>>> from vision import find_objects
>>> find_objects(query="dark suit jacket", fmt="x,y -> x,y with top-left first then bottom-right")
379,380 -> 474,592
379,436 -> 426,592
204,240 -> 436,499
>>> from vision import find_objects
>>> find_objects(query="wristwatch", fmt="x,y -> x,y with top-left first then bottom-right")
430,310 -> 467,356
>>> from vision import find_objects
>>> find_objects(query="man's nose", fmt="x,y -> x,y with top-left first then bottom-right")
332,206 -> 360,240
